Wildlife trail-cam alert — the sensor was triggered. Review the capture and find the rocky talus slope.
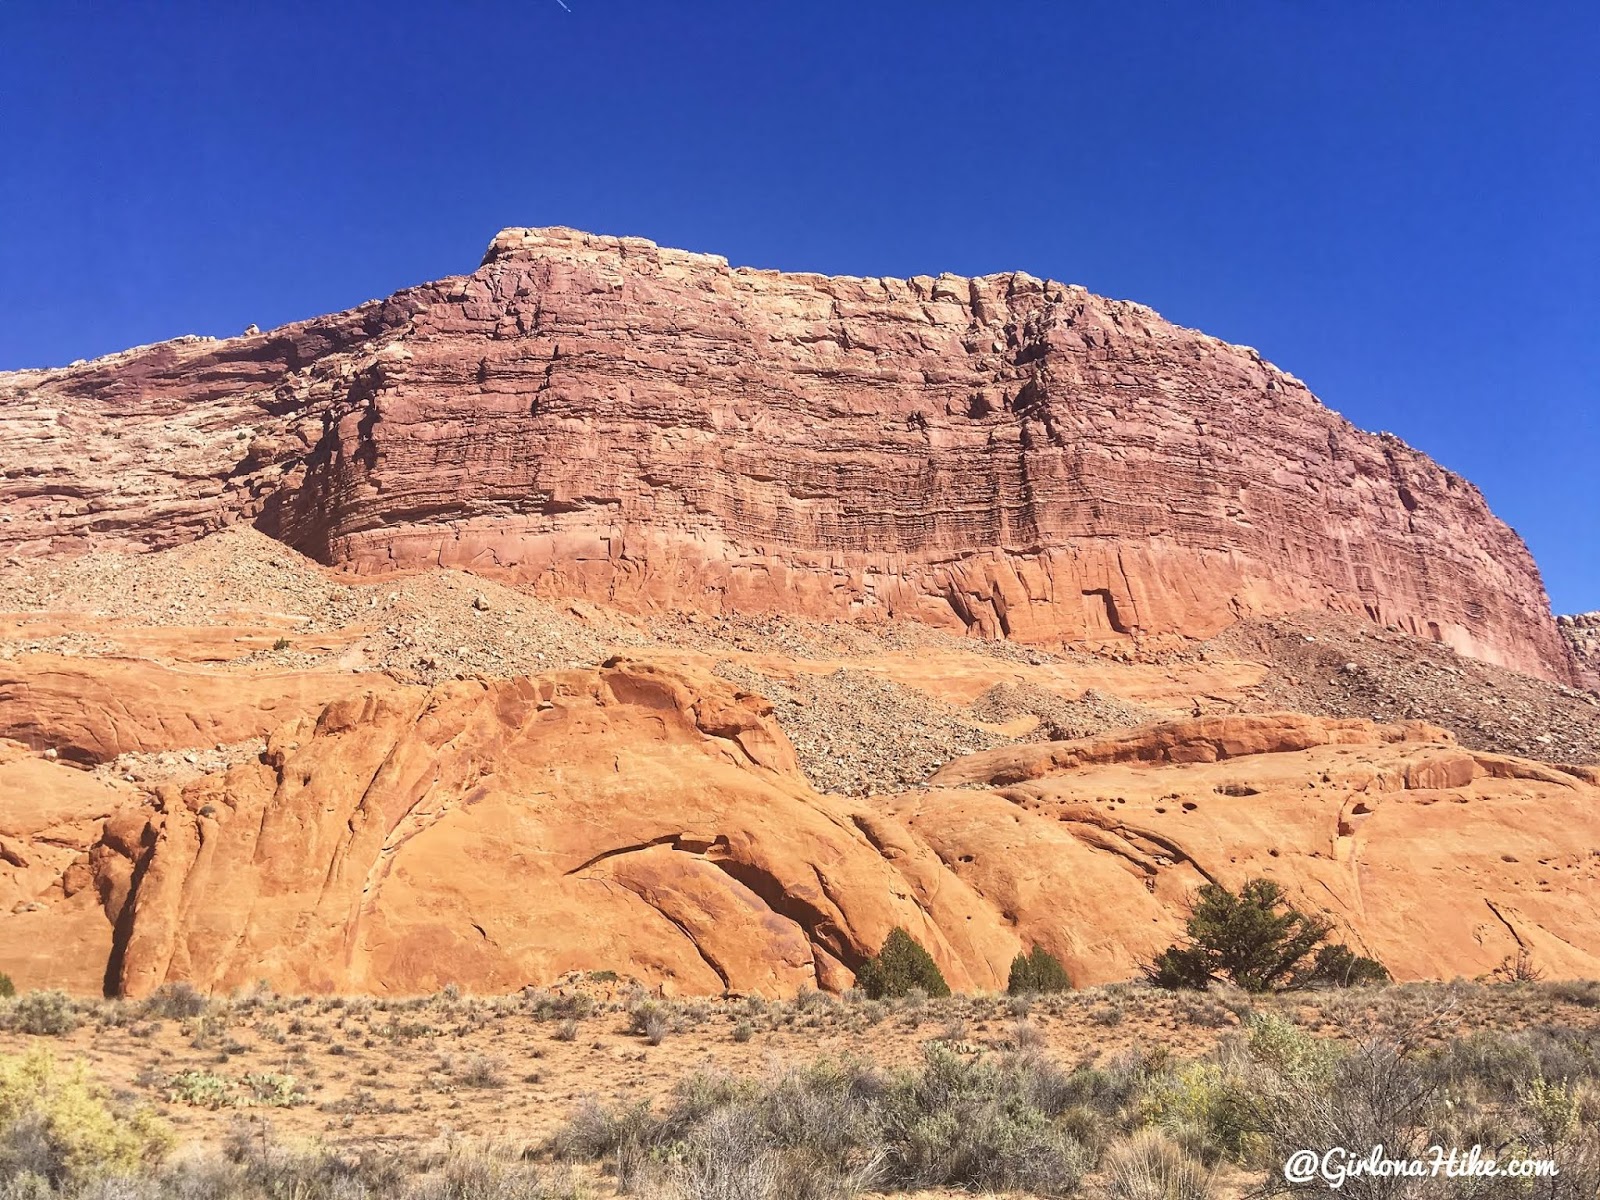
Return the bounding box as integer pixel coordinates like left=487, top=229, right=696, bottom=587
left=0, top=226, right=1576, bottom=682
left=1, top=532, right=1597, bottom=998
left=1561, top=612, right=1600, bottom=690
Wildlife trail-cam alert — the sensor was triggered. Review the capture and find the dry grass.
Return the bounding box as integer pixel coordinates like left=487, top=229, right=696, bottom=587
left=4, top=978, right=1600, bottom=1197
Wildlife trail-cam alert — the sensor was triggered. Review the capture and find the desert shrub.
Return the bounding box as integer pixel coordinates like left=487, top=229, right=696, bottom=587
left=1242, top=1012, right=1338, bottom=1085
left=398, top=1145, right=559, bottom=1200
left=456, top=1055, right=504, bottom=1089
left=0, top=1048, right=171, bottom=1187
left=852, top=1045, right=1089, bottom=1195
left=1007, top=1020, right=1046, bottom=1051
left=1008, top=946, right=1072, bottom=995
left=1424, top=1028, right=1543, bottom=1101
left=0, top=977, right=13, bottom=1001
left=628, top=1001, right=671, bottom=1045
left=1423, top=1025, right=1600, bottom=1109
left=548, top=1096, right=657, bottom=1162
left=1104, top=1127, right=1213, bottom=1200
left=1506, top=1077, right=1600, bottom=1200
left=1302, top=943, right=1390, bottom=988
left=553, top=1044, right=1089, bottom=1198
left=140, top=984, right=206, bottom=1021
left=4, top=993, right=79, bottom=1039
left=1147, top=879, right=1383, bottom=993
left=1051, top=1049, right=1163, bottom=1120
left=1544, top=979, right=1600, bottom=1008
left=1254, top=1036, right=1436, bottom=1199
left=1493, top=948, right=1546, bottom=983
left=69, top=1126, right=593, bottom=1200
left=1092, top=1002, right=1125, bottom=1026
left=1140, top=1061, right=1258, bottom=1164
left=523, top=989, right=593, bottom=1023
left=854, top=929, right=950, bottom=1000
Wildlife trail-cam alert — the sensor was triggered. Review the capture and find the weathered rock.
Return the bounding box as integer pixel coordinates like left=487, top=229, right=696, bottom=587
left=5, top=679, right=1599, bottom=996
left=0, top=227, right=1575, bottom=682
left=85, top=662, right=1019, bottom=998
left=895, top=721, right=1600, bottom=983
left=1561, top=612, right=1600, bottom=691
left=928, top=712, right=1451, bottom=787
left=0, top=740, right=136, bottom=992
left=0, top=654, right=405, bottom=764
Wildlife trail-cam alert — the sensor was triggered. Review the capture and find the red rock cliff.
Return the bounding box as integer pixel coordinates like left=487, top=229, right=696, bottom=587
left=0, top=227, right=1574, bottom=681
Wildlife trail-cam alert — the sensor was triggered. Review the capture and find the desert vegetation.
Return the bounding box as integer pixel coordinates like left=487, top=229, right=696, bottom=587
left=1010, top=947, right=1074, bottom=996
left=1147, top=878, right=1390, bottom=993
left=550, top=1007, right=1600, bottom=1199
left=1, top=975, right=1599, bottom=1197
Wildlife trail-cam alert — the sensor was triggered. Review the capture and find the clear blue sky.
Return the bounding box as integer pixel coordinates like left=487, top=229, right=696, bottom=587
left=2, top=2, right=1595, bottom=611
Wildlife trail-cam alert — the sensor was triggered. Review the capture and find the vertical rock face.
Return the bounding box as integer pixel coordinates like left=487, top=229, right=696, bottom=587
left=0, top=227, right=1574, bottom=681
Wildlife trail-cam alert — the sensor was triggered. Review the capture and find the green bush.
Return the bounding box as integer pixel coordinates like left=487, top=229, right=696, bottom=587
left=1008, top=945, right=1072, bottom=995
left=1241, top=1011, right=1337, bottom=1086
left=1147, top=879, right=1384, bottom=993
left=1140, top=1061, right=1258, bottom=1164
left=0, top=1047, right=172, bottom=1186
left=855, top=928, right=950, bottom=1000
left=1302, top=942, right=1390, bottom=988
left=0, top=975, right=13, bottom=1000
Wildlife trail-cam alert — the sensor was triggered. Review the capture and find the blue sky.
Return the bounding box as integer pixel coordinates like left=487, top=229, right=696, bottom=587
left=2, top=2, right=1595, bottom=611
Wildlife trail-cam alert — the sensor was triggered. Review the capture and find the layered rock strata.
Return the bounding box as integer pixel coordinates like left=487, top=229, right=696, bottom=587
left=0, top=227, right=1574, bottom=680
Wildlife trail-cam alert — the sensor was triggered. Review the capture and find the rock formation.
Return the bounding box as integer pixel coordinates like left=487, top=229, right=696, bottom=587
left=1, top=227, right=1591, bottom=1000
left=0, top=227, right=1575, bottom=682
left=1560, top=613, right=1600, bottom=691
left=4, top=668, right=1599, bottom=998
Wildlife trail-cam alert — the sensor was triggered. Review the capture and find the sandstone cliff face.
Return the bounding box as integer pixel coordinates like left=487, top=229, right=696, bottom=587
left=5, top=667, right=1599, bottom=998
left=0, top=227, right=1573, bottom=681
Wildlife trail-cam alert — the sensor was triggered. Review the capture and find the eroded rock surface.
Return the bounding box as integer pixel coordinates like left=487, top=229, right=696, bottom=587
left=1561, top=613, right=1600, bottom=691
left=0, top=227, right=1574, bottom=681
left=4, top=670, right=1598, bottom=998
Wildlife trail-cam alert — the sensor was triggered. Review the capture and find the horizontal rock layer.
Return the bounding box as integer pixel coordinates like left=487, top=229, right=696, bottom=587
left=0, top=226, right=1573, bottom=680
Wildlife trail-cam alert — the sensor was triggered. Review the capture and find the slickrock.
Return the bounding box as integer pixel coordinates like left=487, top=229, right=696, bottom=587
left=4, top=678, right=1599, bottom=997
left=927, top=711, right=1449, bottom=787
left=2, top=229, right=1592, bottom=1002
left=42, top=662, right=1023, bottom=998
left=0, top=740, right=136, bottom=992
left=892, top=727, right=1600, bottom=985
left=0, top=654, right=405, bottom=764
left=0, top=226, right=1575, bottom=682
